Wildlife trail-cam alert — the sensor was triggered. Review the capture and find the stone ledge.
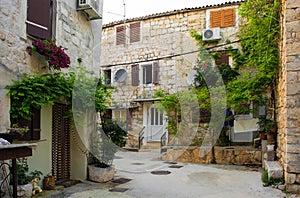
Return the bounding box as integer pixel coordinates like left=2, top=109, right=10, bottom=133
left=264, top=160, right=283, bottom=179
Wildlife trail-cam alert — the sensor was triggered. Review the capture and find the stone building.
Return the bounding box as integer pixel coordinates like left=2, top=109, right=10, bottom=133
left=0, top=0, right=102, bottom=181
left=277, top=0, right=300, bottom=193
left=100, top=2, right=242, bottom=149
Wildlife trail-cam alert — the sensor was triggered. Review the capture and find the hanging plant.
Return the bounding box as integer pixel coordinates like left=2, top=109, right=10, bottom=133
left=26, top=40, right=70, bottom=70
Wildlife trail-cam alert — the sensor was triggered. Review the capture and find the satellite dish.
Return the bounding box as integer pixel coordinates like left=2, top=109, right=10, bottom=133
left=114, top=69, right=127, bottom=83
left=187, top=70, right=197, bottom=85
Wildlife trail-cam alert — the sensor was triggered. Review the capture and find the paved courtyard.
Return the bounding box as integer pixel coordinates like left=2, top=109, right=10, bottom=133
left=62, top=150, right=291, bottom=198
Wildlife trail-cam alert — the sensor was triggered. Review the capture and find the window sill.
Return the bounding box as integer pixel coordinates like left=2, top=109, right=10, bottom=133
left=13, top=139, right=47, bottom=144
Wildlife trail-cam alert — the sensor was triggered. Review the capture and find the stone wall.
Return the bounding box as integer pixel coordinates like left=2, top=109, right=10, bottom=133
left=162, top=146, right=262, bottom=166
left=277, top=0, right=300, bottom=193
left=100, top=4, right=241, bottom=143
left=0, top=0, right=102, bottom=132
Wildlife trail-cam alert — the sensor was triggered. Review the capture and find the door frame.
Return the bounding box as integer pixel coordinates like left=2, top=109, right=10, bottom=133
left=142, top=102, right=167, bottom=144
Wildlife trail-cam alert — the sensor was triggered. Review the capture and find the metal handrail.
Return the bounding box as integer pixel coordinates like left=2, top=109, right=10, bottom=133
left=160, top=132, right=167, bottom=147
left=138, top=126, right=146, bottom=149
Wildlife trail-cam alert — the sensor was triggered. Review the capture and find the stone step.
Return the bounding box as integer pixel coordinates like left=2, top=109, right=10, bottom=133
left=139, top=148, right=161, bottom=153
left=145, top=141, right=161, bottom=148
left=264, top=160, right=283, bottom=179
left=122, top=147, right=139, bottom=152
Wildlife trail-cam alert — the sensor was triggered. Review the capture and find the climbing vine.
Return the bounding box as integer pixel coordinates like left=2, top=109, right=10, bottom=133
left=227, top=0, right=280, bottom=112
left=6, top=64, right=114, bottom=121
left=154, top=0, right=280, bottom=136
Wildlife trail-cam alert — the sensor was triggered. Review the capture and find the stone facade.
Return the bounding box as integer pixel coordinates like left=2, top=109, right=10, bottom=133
left=277, top=0, right=300, bottom=193
left=100, top=3, right=241, bottom=147
left=0, top=0, right=102, bottom=132
left=0, top=0, right=103, bottom=181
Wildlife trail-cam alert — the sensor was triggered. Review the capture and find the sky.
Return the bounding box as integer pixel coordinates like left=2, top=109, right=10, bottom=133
left=102, top=0, right=241, bottom=24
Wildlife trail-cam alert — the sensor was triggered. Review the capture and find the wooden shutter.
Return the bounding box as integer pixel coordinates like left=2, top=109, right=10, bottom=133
left=152, top=61, right=159, bottom=84
left=27, top=0, right=53, bottom=40
left=131, top=64, right=139, bottom=86
left=219, top=52, right=229, bottom=65
left=130, top=22, right=140, bottom=43
left=210, top=9, right=235, bottom=28
left=116, top=25, right=126, bottom=45
left=210, top=10, right=221, bottom=28
left=221, top=9, right=235, bottom=27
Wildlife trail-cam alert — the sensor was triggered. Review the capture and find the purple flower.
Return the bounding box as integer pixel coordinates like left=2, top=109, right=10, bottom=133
left=26, top=39, right=70, bottom=70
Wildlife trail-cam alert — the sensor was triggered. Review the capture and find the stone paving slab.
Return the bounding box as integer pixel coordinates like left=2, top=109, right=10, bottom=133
left=42, top=150, right=297, bottom=198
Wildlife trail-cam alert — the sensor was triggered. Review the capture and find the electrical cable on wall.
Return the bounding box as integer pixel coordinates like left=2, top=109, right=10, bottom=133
left=100, top=37, right=249, bottom=68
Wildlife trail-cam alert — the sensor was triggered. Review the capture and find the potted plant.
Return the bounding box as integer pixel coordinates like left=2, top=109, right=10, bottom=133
left=257, top=116, right=277, bottom=142
left=10, top=158, right=43, bottom=198
left=88, top=120, right=128, bottom=183
left=26, top=39, right=70, bottom=70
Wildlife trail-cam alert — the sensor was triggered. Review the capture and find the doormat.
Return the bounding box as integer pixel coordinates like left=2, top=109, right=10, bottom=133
left=150, top=170, right=171, bottom=175
left=169, top=165, right=183, bottom=169
left=109, top=188, right=129, bottom=193
left=112, top=178, right=132, bottom=184
left=56, top=180, right=81, bottom=188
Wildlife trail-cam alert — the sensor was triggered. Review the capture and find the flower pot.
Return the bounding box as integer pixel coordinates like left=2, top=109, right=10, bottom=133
left=267, top=133, right=276, bottom=144
left=260, top=133, right=267, bottom=140
left=267, top=133, right=276, bottom=140
left=88, top=164, right=115, bottom=183
left=17, top=183, right=33, bottom=198
left=43, top=175, right=56, bottom=190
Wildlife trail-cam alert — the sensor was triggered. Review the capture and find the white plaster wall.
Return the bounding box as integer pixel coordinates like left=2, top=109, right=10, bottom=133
left=27, top=106, right=52, bottom=177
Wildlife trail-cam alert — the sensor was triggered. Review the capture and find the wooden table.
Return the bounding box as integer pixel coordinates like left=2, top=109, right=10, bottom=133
left=0, top=143, right=37, bottom=198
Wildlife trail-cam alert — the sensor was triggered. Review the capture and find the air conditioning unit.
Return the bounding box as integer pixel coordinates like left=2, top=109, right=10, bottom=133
left=202, top=28, right=221, bottom=41
left=77, top=0, right=102, bottom=20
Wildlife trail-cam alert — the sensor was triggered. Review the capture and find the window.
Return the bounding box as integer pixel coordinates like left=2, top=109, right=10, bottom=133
left=116, top=25, right=126, bottom=45
left=150, top=108, right=163, bottom=126
left=11, top=107, right=41, bottom=141
left=210, top=8, right=235, bottom=28
left=130, top=22, right=140, bottom=43
left=143, top=64, right=152, bottom=84
left=116, top=22, right=141, bottom=45
left=103, top=70, right=111, bottom=85
left=131, top=62, right=159, bottom=86
left=114, top=110, right=127, bottom=121
left=214, top=51, right=234, bottom=68
left=26, top=0, right=56, bottom=40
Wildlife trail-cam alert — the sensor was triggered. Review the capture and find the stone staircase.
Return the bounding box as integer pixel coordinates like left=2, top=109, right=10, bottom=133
left=262, top=140, right=283, bottom=180
left=139, top=141, right=161, bottom=152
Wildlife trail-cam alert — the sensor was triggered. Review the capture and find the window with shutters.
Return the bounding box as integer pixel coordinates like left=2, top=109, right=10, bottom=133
left=130, top=22, right=140, bottom=43
left=116, top=25, right=126, bottom=45
left=143, top=64, right=152, bottom=84
left=26, top=0, right=56, bottom=40
left=116, top=22, right=141, bottom=45
left=210, top=8, right=235, bottom=28
left=131, top=62, right=159, bottom=86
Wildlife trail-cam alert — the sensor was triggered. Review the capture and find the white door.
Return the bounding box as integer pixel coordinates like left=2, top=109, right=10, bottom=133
left=148, top=106, right=164, bottom=141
